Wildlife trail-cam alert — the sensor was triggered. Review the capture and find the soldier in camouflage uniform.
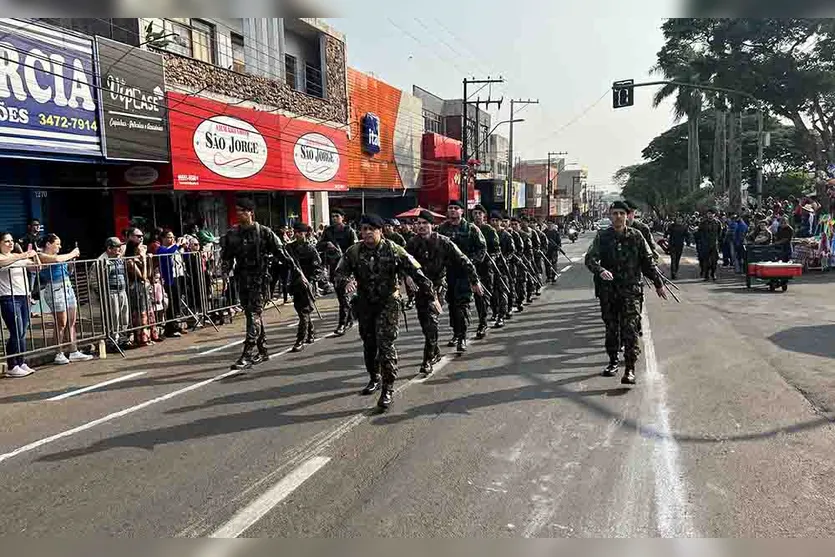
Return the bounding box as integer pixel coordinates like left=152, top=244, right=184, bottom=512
left=407, top=210, right=482, bottom=375
left=698, top=208, right=723, bottom=281
left=470, top=204, right=498, bottom=338
left=383, top=218, right=407, bottom=247
left=490, top=211, right=514, bottom=326
left=585, top=201, right=667, bottom=385
left=399, top=221, right=415, bottom=245
left=220, top=198, right=289, bottom=371
left=318, top=208, right=358, bottom=336
left=544, top=221, right=562, bottom=283
left=335, top=214, right=436, bottom=410
left=437, top=200, right=487, bottom=353
left=506, top=216, right=527, bottom=313
left=286, top=222, right=324, bottom=352
left=625, top=201, right=660, bottom=263
left=510, top=217, right=536, bottom=305
left=522, top=218, right=543, bottom=295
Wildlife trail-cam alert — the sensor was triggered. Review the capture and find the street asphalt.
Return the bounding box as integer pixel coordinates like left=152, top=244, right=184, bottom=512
left=2, top=233, right=835, bottom=537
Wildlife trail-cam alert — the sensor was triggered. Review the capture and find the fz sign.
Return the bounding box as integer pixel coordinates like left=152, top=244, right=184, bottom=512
left=612, top=79, right=634, bottom=109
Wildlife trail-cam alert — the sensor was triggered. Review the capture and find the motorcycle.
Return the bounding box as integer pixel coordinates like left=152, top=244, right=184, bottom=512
left=568, top=227, right=578, bottom=243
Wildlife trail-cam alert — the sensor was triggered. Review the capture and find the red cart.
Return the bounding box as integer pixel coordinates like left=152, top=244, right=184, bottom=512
left=745, top=244, right=802, bottom=292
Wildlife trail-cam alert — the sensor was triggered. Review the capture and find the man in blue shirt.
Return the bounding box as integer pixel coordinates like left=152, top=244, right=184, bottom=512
left=733, top=215, right=749, bottom=273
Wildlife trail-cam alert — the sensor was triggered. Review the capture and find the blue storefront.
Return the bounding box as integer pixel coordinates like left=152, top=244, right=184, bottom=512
left=0, top=19, right=170, bottom=254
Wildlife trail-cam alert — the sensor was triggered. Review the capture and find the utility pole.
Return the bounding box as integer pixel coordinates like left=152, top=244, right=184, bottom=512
left=506, top=98, right=539, bottom=214
left=756, top=109, right=764, bottom=208
left=462, top=77, right=504, bottom=206
left=546, top=151, right=568, bottom=219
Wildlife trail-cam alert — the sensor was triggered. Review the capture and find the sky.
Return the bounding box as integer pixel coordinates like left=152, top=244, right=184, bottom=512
left=326, top=1, right=678, bottom=193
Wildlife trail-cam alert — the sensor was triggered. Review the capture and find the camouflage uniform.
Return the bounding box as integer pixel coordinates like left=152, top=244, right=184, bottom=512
left=286, top=237, right=324, bottom=346
left=517, top=228, right=536, bottom=302
left=508, top=227, right=526, bottom=311
left=524, top=224, right=543, bottom=283
left=698, top=216, right=723, bottom=279
left=474, top=222, right=499, bottom=329
left=629, top=219, right=660, bottom=262
left=406, top=232, right=478, bottom=367
left=384, top=231, right=407, bottom=247
left=335, top=239, right=434, bottom=389
left=436, top=219, right=487, bottom=342
left=220, top=223, right=287, bottom=361
left=545, top=227, right=562, bottom=281
left=495, top=226, right=516, bottom=319
left=585, top=226, right=663, bottom=371
left=317, top=224, right=358, bottom=329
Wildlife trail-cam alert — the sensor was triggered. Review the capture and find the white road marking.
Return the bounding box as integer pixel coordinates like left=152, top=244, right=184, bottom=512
left=210, top=456, right=331, bottom=538
left=561, top=265, right=573, bottom=272
left=641, top=306, right=698, bottom=537
left=46, top=372, right=147, bottom=402
left=198, top=339, right=244, bottom=356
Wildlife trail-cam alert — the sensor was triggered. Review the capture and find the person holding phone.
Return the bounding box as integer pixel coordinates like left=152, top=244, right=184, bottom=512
left=37, top=234, right=94, bottom=365
left=0, top=232, right=39, bottom=377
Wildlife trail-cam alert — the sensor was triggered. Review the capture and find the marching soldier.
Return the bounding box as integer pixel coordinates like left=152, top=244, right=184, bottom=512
left=664, top=215, right=690, bottom=280
left=545, top=221, right=562, bottom=283
left=470, top=204, right=497, bottom=339
left=507, top=216, right=527, bottom=313
left=510, top=217, right=535, bottom=305
left=407, top=210, right=482, bottom=375
left=317, top=208, right=358, bottom=336
left=399, top=220, right=416, bottom=244
left=522, top=218, right=543, bottom=293
left=220, top=198, right=289, bottom=371
left=437, top=200, right=487, bottom=353
left=383, top=219, right=407, bottom=247
left=585, top=201, right=667, bottom=385
left=625, top=201, right=660, bottom=263
left=335, top=214, right=437, bottom=410
left=286, top=223, right=324, bottom=352
left=698, top=208, right=723, bottom=281
left=490, top=211, right=515, bottom=326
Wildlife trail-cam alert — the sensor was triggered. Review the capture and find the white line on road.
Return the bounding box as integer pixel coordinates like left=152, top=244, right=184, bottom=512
left=642, top=306, right=698, bottom=537
left=210, top=456, right=331, bottom=538
left=46, top=372, right=147, bottom=402
left=198, top=339, right=244, bottom=356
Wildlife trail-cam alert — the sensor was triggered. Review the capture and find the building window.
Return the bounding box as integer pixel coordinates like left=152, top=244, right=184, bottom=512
left=423, top=109, right=443, bottom=134
left=305, top=61, right=324, bottom=98
left=191, top=20, right=215, bottom=64
left=285, top=54, right=298, bottom=90
left=146, top=18, right=216, bottom=64
left=231, top=33, right=246, bottom=73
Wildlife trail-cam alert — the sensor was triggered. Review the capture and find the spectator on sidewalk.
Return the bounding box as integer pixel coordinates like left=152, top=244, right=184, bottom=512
left=773, top=216, right=795, bottom=262
left=733, top=214, right=749, bottom=273
left=125, top=230, right=154, bottom=347
left=0, top=232, right=39, bottom=377
left=102, top=237, right=131, bottom=348
left=16, top=219, right=42, bottom=253
left=156, top=229, right=187, bottom=338
left=37, top=234, right=94, bottom=365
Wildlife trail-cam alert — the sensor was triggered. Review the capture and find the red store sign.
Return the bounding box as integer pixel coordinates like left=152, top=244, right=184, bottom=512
left=167, top=92, right=348, bottom=191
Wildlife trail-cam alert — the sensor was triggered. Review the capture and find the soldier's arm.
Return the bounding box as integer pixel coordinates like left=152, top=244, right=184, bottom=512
left=585, top=232, right=604, bottom=274
left=638, top=236, right=664, bottom=289
left=393, top=244, right=435, bottom=302
left=333, top=247, right=355, bottom=289
left=219, top=233, right=233, bottom=275
left=445, top=239, right=479, bottom=286
left=349, top=228, right=359, bottom=245
left=469, top=224, right=487, bottom=263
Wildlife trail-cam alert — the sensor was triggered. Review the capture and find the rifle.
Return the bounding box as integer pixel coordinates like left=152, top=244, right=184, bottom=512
left=558, top=246, right=574, bottom=264
left=519, top=253, right=544, bottom=287
left=284, top=247, right=323, bottom=320
left=512, top=254, right=542, bottom=287
left=487, top=255, right=511, bottom=294
left=536, top=248, right=559, bottom=276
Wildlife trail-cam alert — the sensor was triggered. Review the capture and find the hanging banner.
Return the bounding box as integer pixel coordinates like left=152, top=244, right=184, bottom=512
left=0, top=18, right=100, bottom=157
left=95, top=36, right=169, bottom=162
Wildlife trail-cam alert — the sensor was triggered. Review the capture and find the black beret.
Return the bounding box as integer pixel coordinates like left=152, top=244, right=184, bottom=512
left=610, top=201, right=630, bottom=212
left=330, top=208, right=345, bottom=216
left=386, top=218, right=400, bottom=227
left=489, top=210, right=503, bottom=219
left=293, top=222, right=309, bottom=233
left=472, top=204, right=487, bottom=214
left=416, top=210, right=435, bottom=222
left=510, top=216, right=521, bottom=223
left=235, top=198, right=256, bottom=212
left=360, top=213, right=384, bottom=229
left=448, top=199, right=464, bottom=209
left=622, top=199, right=637, bottom=211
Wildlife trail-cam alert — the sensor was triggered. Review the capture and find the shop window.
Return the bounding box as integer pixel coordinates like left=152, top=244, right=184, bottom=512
left=231, top=33, right=246, bottom=73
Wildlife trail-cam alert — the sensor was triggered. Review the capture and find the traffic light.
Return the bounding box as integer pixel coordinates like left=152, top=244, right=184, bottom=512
left=612, top=79, right=634, bottom=109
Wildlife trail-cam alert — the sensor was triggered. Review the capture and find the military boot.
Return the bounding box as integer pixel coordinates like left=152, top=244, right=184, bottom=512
left=447, top=334, right=458, bottom=347
left=231, top=344, right=255, bottom=371
left=305, top=323, right=316, bottom=344
left=602, top=356, right=619, bottom=377
left=457, top=337, right=467, bottom=353
left=333, top=322, right=347, bottom=336
left=516, top=304, right=525, bottom=313
left=621, top=367, right=637, bottom=385
left=419, top=360, right=434, bottom=376
left=494, top=316, right=505, bottom=329
left=362, top=376, right=382, bottom=395
left=475, top=322, right=488, bottom=339
left=252, top=344, right=270, bottom=365
left=377, top=385, right=394, bottom=410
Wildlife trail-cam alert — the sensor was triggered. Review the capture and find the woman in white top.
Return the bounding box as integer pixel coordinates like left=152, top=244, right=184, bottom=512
left=0, top=232, right=39, bottom=377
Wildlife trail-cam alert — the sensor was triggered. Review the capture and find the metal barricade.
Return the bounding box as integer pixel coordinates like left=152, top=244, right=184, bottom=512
left=0, top=257, right=109, bottom=368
